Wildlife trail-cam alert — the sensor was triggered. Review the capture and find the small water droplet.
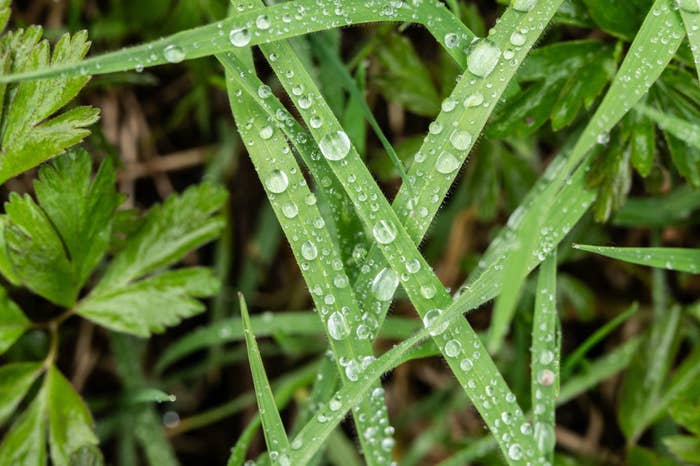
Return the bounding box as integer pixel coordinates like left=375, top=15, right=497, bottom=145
left=163, top=45, right=185, bottom=63
left=328, top=311, right=350, bottom=340
left=259, top=126, right=273, bottom=140
left=229, top=28, right=251, bottom=47
left=507, top=444, right=523, bottom=461
left=265, top=169, right=288, bottom=193
left=444, top=32, right=460, bottom=48
left=509, top=31, right=526, bottom=47
left=301, top=240, right=318, bottom=260
left=319, top=131, right=351, bottom=160
left=256, top=14, right=271, bottom=29
left=372, top=220, right=397, bottom=244
left=467, top=39, right=501, bottom=78
left=512, top=0, right=537, bottom=12
left=464, top=93, right=485, bottom=108
left=436, top=151, right=461, bottom=174
left=445, top=339, right=462, bottom=357
left=281, top=202, right=298, bottom=219
left=423, top=308, right=447, bottom=336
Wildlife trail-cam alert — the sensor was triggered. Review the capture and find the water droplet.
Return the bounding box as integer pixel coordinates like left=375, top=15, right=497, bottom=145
left=258, top=84, right=272, bottom=98
left=512, top=0, right=537, bottom=12
left=534, top=422, right=556, bottom=452
left=310, top=116, right=323, bottom=128
left=281, top=202, right=298, bottom=218
left=328, top=311, right=350, bottom=340
left=229, top=28, right=251, bottom=47
left=423, top=308, right=447, bottom=336
left=381, top=437, right=395, bottom=451
left=420, top=285, right=436, bottom=299
left=507, top=444, right=523, bottom=460
left=445, top=339, right=462, bottom=357
left=509, top=31, right=526, bottom=47
left=265, top=169, right=288, bottom=193
left=329, top=398, right=342, bottom=411
left=444, top=32, right=460, bottom=48
left=298, top=95, right=312, bottom=109
left=405, top=258, right=421, bottom=273
left=319, top=131, right=351, bottom=160
left=436, top=151, right=460, bottom=174
left=344, top=359, right=360, bottom=381
left=464, top=93, right=485, bottom=108
left=256, top=14, right=271, bottom=29
left=537, top=369, right=555, bottom=386
left=428, top=121, right=443, bottom=134
left=449, top=129, right=473, bottom=151
left=441, top=98, right=457, bottom=112
left=467, top=39, right=501, bottom=78
left=371, top=268, right=400, bottom=301
left=372, top=220, right=397, bottom=244
left=539, top=350, right=554, bottom=365
left=301, top=240, right=318, bottom=260
left=259, top=126, right=273, bottom=140
left=163, top=45, right=185, bottom=63
left=460, top=358, right=473, bottom=371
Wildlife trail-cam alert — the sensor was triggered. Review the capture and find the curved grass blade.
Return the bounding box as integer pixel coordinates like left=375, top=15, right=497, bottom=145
left=636, top=104, right=700, bottom=149
left=238, top=293, right=291, bottom=465
left=530, top=253, right=559, bottom=462
left=677, top=3, right=700, bottom=81
left=0, top=0, right=472, bottom=84
left=573, top=244, right=700, bottom=273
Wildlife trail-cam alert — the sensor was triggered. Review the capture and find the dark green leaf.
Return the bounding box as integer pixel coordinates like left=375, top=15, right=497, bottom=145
left=0, top=287, right=29, bottom=355
left=0, top=362, right=42, bottom=425
left=0, top=386, right=46, bottom=466
left=489, top=80, right=564, bottom=138
left=582, top=0, right=652, bottom=40
left=664, top=436, right=700, bottom=463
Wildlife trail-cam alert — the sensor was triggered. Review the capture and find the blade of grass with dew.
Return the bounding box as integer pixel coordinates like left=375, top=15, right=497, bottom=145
left=560, top=302, right=639, bottom=378
left=613, top=185, right=700, bottom=227
left=238, top=293, right=291, bottom=465
left=309, top=34, right=411, bottom=189
left=438, top=337, right=642, bottom=466
left=450, top=0, right=685, bottom=326
left=677, top=2, right=700, bottom=81
left=0, top=0, right=472, bottom=84
left=228, top=18, right=549, bottom=466
left=347, top=0, right=567, bottom=338
left=573, top=245, right=700, bottom=274
left=220, top=54, right=396, bottom=465
left=530, top=253, right=559, bottom=462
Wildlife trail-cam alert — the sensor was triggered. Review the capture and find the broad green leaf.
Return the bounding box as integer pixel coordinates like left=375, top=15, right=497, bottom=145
left=79, top=267, right=219, bottom=336
left=614, top=185, right=700, bottom=227
left=626, top=446, right=681, bottom=466
left=669, top=376, right=700, bottom=436
left=0, top=29, right=99, bottom=183
left=239, top=293, right=290, bottom=465
left=46, top=366, right=98, bottom=466
left=530, top=254, right=559, bottom=462
left=0, top=287, right=29, bottom=355
left=96, top=182, right=227, bottom=291
left=0, top=385, right=47, bottom=466
left=0, top=362, right=42, bottom=425
left=573, top=244, right=700, bottom=273
left=637, top=104, right=700, bottom=150
left=582, top=0, right=652, bottom=40
left=664, top=435, right=700, bottom=463
left=33, top=149, right=121, bottom=288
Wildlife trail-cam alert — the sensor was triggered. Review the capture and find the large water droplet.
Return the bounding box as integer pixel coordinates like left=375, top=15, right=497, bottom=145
left=449, top=129, right=473, bottom=151
left=256, top=14, right=271, bottom=29
left=444, top=339, right=462, bottom=357
left=301, top=240, right=318, bottom=260
left=344, top=359, right=360, bottom=381
left=467, top=39, right=501, bottom=78
left=464, top=93, right=485, bottom=108
left=265, top=169, right=288, bottom=193
left=436, top=151, right=460, bottom=174
left=319, top=131, right=351, bottom=160
left=229, top=28, right=251, bottom=47
left=423, top=308, right=447, bottom=336
left=444, top=32, right=460, bottom=48
left=509, top=31, right=526, bottom=47
left=372, top=220, right=397, bottom=244
left=327, top=311, right=350, bottom=340
left=507, top=444, right=523, bottom=461
left=371, top=268, right=399, bottom=301
left=163, top=45, right=185, bottom=63
left=512, top=0, right=537, bottom=11
left=281, top=202, right=298, bottom=219
left=534, top=422, right=556, bottom=452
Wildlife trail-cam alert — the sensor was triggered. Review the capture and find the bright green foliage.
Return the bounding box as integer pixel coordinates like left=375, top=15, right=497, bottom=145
left=574, top=244, right=700, bottom=273
left=0, top=362, right=41, bottom=425
left=0, top=23, right=98, bottom=184
left=0, top=287, right=28, bottom=354
left=0, top=366, right=98, bottom=466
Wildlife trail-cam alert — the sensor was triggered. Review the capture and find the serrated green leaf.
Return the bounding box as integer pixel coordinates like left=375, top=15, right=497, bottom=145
left=239, top=293, right=290, bottom=465
left=0, top=287, right=29, bottom=355
left=79, top=267, right=219, bottom=337
left=96, top=182, right=227, bottom=292
left=34, top=149, right=121, bottom=288
left=0, top=30, right=98, bottom=183
left=574, top=244, right=700, bottom=273
left=0, top=362, right=42, bottom=426
left=46, top=366, right=98, bottom=466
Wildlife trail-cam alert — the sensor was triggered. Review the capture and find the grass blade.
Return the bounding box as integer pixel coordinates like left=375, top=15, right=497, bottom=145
left=530, top=253, right=559, bottom=462
left=238, top=293, right=291, bottom=464
left=573, top=244, right=700, bottom=273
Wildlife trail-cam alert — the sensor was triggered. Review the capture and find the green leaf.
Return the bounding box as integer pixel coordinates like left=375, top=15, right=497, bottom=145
left=0, top=362, right=42, bottom=426
left=33, top=150, right=121, bottom=288
left=0, top=287, right=29, bottom=355
left=239, top=293, right=291, bottom=465
left=68, top=445, right=105, bottom=466
left=96, top=182, right=227, bottom=292
left=664, top=435, right=700, bottom=463
left=79, top=267, right=219, bottom=337
left=587, top=134, right=632, bottom=221
left=582, top=0, right=652, bottom=40
left=0, top=384, right=47, bottom=466
left=372, top=31, right=441, bottom=117
left=46, top=366, right=98, bottom=466
left=573, top=245, right=700, bottom=274
left=0, top=30, right=99, bottom=183
left=669, top=376, right=700, bottom=436
left=630, top=109, right=656, bottom=177
left=1, top=152, right=120, bottom=306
